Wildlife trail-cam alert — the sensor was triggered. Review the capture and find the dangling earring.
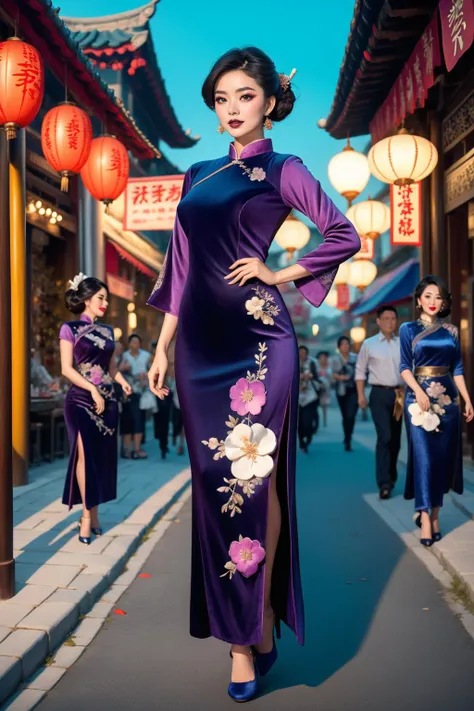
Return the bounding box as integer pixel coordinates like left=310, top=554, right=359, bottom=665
left=217, top=124, right=225, bottom=134
left=264, top=116, right=273, bottom=130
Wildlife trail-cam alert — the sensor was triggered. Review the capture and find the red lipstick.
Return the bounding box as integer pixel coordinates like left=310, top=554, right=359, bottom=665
left=429, top=306, right=436, bottom=311
left=99, top=307, right=107, bottom=313
left=229, top=120, right=243, bottom=129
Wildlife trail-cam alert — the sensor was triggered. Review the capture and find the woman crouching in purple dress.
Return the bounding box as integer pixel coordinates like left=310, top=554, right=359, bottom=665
left=59, top=274, right=132, bottom=544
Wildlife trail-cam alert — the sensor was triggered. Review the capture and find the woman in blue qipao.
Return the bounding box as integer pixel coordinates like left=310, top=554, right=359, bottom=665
left=400, top=276, right=473, bottom=547
left=59, top=276, right=132, bottom=545
left=147, top=47, right=360, bottom=702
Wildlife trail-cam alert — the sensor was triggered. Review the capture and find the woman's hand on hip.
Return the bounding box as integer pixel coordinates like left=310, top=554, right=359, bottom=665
left=148, top=352, right=170, bottom=399
left=464, top=400, right=474, bottom=423
left=225, top=258, right=276, bottom=287
left=416, top=388, right=431, bottom=412
left=91, top=388, right=105, bottom=415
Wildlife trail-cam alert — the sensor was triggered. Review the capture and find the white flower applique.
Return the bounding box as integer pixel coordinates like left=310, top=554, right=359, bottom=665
left=408, top=403, right=440, bottom=432
left=250, top=167, right=266, bottom=182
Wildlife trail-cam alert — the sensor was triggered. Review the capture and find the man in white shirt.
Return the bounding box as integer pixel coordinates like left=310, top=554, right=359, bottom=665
left=119, top=334, right=152, bottom=459
left=355, top=305, right=404, bottom=499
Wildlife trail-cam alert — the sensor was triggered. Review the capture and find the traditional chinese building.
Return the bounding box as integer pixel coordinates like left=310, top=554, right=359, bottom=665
left=324, top=0, right=474, bottom=454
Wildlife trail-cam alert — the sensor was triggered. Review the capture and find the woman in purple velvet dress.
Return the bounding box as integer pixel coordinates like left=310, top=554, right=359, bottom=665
left=147, top=47, right=359, bottom=702
left=59, top=275, right=132, bottom=545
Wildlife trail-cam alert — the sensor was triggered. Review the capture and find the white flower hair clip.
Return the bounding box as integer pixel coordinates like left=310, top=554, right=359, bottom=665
left=68, top=273, right=88, bottom=292
left=279, top=68, right=297, bottom=92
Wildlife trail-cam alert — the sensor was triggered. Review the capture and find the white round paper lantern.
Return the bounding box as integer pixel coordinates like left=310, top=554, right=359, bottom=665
left=275, top=213, right=310, bottom=259
left=324, top=288, right=338, bottom=307
left=368, top=129, right=438, bottom=185
left=350, top=326, right=366, bottom=343
left=312, top=324, right=320, bottom=337
left=348, top=260, right=377, bottom=291
left=334, top=261, right=350, bottom=286
left=328, top=139, right=370, bottom=204
left=346, top=199, right=390, bottom=240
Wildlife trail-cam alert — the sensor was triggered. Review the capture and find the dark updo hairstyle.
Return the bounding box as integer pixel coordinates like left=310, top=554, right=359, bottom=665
left=64, top=277, right=109, bottom=315
left=414, top=275, right=451, bottom=319
left=201, top=47, right=296, bottom=123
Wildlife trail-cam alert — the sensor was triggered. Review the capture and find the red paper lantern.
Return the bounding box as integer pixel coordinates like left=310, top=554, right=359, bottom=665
left=80, top=135, right=129, bottom=209
left=0, top=37, right=44, bottom=140
left=41, top=102, right=92, bottom=192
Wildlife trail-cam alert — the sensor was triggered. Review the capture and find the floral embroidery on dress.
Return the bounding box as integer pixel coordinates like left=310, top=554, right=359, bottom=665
left=245, top=286, right=280, bottom=326
left=84, top=332, right=107, bottom=350
left=409, top=381, right=454, bottom=432
left=78, top=405, right=115, bottom=436
left=234, top=160, right=266, bottom=182
left=202, top=342, right=276, bottom=517
left=408, top=403, right=440, bottom=432
left=152, top=249, right=168, bottom=294
left=220, top=535, right=266, bottom=580
left=443, top=323, right=458, bottom=339
left=78, top=362, right=113, bottom=386
left=319, top=268, right=337, bottom=287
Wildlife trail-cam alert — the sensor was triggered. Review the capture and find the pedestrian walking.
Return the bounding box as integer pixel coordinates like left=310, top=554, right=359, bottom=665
left=316, top=350, right=332, bottom=427
left=59, top=275, right=132, bottom=544
left=399, top=276, right=473, bottom=546
left=355, top=305, right=404, bottom=499
left=146, top=47, right=359, bottom=702
left=298, top=346, right=320, bottom=453
left=151, top=339, right=172, bottom=460
left=332, top=336, right=358, bottom=451
left=119, top=334, right=152, bottom=459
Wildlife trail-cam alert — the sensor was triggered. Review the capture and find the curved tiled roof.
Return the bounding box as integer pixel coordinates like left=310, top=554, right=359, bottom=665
left=324, top=0, right=438, bottom=138
left=62, top=0, right=198, bottom=149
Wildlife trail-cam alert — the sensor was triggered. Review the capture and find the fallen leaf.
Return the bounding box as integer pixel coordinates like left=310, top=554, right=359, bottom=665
left=139, top=573, right=151, bottom=578
left=174, top=519, right=181, bottom=523
left=114, top=609, right=127, bottom=615
left=422, top=608, right=429, bottom=611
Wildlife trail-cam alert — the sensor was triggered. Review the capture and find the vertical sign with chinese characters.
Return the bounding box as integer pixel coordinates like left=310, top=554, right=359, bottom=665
left=124, top=175, right=185, bottom=231
left=353, top=236, right=375, bottom=261
left=336, top=285, right=350, bottom=311
left=390, top=182, right=422, bottom=246
left=440, top=0, right=474, bottom=72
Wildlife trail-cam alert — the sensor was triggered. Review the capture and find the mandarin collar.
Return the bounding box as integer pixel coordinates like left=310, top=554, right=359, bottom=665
left=229, top=138, right=273, bottom=160
left=80, top=314, right=93, bottom=324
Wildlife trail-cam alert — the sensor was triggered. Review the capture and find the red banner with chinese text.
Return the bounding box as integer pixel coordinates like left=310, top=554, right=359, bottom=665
left=124, top=175, right=185, bottom=231
left=390, top=183, right=422, bottom=246
left=353, top=236, right=375, bottom=261
left=337, top=285, right=350, bottom=311
left=370, top=14, right=441, bottom=142
left=439, top=0, right=474, bottom=72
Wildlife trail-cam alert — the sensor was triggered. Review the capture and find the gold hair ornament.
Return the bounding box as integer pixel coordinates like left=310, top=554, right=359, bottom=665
left=279, top=68, right=297, bottom=92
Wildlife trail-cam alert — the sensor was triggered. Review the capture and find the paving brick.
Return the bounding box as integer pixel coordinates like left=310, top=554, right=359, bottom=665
left=50, top=644, right=85, bottom=669
left=0, top=629, right=48, bottom=680
left=0, top=605, right=34, bottom=628
left=100, top=585, right=127, bottom=605
left=86, top=601, right=114, bottom=619
left=26, top=666, right=67, bottom=691
left=17, top=602, right=78, bottom=652
left=14, top=564, right=81, bottom=588
left=0, top=656, right=22, bottom=704
left=46, top=588, right=90, bottom=616
left=60, top=535, right=114, bottom=555
left=4, top=587, right=56, bottom=608
left=0, top=627, right=12, bottom=644
left=1, top=688, right=46, bottom=710
left=15, top=514, right=47, bottom=532
left=68, top=572, right=109, bottom=601
left=71, top=617, right=103, bottom=647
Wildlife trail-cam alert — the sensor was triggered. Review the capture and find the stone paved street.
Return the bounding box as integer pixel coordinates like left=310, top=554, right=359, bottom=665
left=10, top=407, right=474, bottom=711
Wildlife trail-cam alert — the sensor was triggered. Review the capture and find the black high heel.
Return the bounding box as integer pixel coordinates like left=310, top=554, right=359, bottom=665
left=78, top=517, right=92, bottom=545
left=78, top=519, right=102, bottom=536
left=414, top=513, right=433, bottom=547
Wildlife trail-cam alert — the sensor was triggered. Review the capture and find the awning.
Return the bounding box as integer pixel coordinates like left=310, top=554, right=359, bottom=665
left=108, top=240, right=156, bottom=279
left=103, top=212, right=162, bottom=274
left=352, top=258, right=419, bottom=315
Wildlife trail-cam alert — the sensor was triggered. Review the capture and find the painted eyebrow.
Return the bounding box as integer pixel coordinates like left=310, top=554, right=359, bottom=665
left=214, top=87, right=257, bottom=95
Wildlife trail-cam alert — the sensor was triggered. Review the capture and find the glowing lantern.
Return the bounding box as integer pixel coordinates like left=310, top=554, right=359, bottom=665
left=328, top=139, right=370, bottom=206
left=334, top=262, right=350, bottom=286
left=346, top=199, right=390, bottom=240
left=0, top=38, right=44, bottom=139
left=80, top=135, right=129, bottom=209
left=312, top=324, right=320, bottom=337
left=275, top=212, right=310, bottom=260
left=41, top=102, right=92, bottom=192
left=348, top=260, right=377, bottom=291
left=324, top=288, right=338, bottom=308
left=350, top=326, right=366, bottom=344
left=368, top=128, right=438, bottom=185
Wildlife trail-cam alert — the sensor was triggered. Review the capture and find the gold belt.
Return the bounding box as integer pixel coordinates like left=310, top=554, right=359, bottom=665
left=415, top=366, right=449, bottom=377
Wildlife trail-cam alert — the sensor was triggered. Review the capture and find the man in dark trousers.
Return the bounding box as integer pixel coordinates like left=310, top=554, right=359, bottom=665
left=355, top=305, right=404, bottom=499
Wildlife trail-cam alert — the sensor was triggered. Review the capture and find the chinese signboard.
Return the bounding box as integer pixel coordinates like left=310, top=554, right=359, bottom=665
left=353, top=236, right=375, bottom=261
left=124, top=175, right=185, bottom=232
left=440, top=0, right=474, bottom=72
left=337, top=285, right=350, bottom=311
left=106, top=273, right=134, bottom=301
left=390, top=182, right=422, bottom=246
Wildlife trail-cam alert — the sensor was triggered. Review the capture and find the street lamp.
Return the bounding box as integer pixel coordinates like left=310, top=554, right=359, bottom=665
left=350, top=326, right=366, bottom=344
left=275, top=212, right=310, bottom=261
left=346, top=199, right=390, bottom=240
left=368, top=128, right=438, bottom=185
left=328, top=138, right=370, bottom=207
left=348, top=260, right=377, bottom=292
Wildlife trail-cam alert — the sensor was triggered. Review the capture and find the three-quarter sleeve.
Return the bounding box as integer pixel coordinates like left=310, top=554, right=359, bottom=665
left=451, top=328, right=464, bottom=376
left=279, top=157, right=360, bottom=307
left=59, top=323, right=74, bottom=343
left=147, top=168, right=192, bottom=316
left=399, top=323, right=413, bottom=373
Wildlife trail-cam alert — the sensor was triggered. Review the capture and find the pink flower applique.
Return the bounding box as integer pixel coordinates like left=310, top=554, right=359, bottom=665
left=89, top=365, right=104, bottom=385
left=229, top=378, right=266, bottom=416
left=250, top=167, right=266, bottom=182
left=426, top=381, right=446, bottom=399
left=221, top=536, right=266, bottom=579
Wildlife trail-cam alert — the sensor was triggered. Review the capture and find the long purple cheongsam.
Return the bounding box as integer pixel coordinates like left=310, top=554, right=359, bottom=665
left=147, top=139, right=360, bottom=646
left=59, top=315, right=119, bottom=510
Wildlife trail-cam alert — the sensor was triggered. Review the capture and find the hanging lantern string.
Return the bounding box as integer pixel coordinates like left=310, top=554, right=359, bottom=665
left=64, top=65, right=68, bottom=103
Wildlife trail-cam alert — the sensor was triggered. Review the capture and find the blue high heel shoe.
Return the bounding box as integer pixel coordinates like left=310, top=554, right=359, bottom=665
left=78, top=517, right=92, bottom=546
left=78, top=519, right=102, bottom=537
left=228, top=649, right=258, bottom=703
left=253, top=634, right=277, bottom=677
left=414, top=513, right=433, bottom=547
